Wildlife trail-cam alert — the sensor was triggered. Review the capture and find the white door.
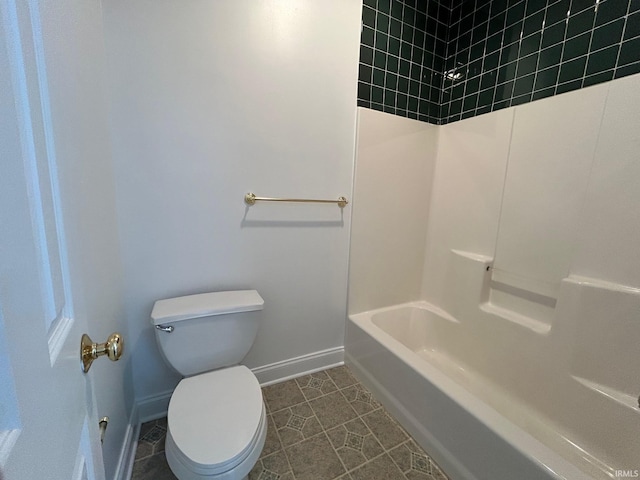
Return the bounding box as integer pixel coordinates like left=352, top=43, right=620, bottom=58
left=0, top=0, right=109, bottom=478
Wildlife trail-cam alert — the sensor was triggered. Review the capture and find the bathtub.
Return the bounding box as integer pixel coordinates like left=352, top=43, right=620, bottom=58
left=346, top=300, right=639, bottom=480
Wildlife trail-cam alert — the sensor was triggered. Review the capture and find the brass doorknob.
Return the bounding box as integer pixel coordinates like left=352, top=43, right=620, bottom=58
left=81, top=332, right=124, bottom=373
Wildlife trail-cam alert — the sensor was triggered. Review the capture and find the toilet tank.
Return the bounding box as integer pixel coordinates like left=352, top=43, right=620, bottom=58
left=151, top=290, right=264, bottom=377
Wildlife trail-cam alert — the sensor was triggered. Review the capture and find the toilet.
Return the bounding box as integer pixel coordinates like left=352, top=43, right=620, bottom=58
left=151, top=290, right=266, bottom=480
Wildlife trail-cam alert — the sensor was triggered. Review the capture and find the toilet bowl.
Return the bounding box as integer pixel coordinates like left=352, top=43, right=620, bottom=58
left=165, top=367, right=266, bottom=480
left=151, top=291, right=266, bottom=480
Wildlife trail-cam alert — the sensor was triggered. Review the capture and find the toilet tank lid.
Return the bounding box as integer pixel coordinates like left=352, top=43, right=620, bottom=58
left=150, top=290, right=264, bottom=325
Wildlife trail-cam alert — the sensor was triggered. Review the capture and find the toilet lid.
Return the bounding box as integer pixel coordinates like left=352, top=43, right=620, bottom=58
left=168, top=365, right=264, bottom=472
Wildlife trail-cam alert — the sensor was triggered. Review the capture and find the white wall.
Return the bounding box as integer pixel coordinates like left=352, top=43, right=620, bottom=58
left=101, top=0, right=362, bottom=403
left=349, top=108, right=438, bottom=315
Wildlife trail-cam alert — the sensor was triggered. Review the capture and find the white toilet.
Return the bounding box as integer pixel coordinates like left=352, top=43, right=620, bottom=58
left=151, top=290, right=266, bottom=480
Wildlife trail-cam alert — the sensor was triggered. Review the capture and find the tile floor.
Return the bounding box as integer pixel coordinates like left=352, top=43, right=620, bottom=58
left=132, top=365, right=450, bottom=480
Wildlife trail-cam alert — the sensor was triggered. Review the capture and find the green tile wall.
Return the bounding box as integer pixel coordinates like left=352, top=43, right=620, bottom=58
left=442, top=0, right=640, bottom=123
left=357, top=0, right=450, bottom=124
left=357, top=0, right=640, bottom=124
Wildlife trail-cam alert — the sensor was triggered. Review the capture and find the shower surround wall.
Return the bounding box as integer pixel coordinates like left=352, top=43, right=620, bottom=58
left=349, top=108, right=438, bottom=315
left=358, top=0, right=640, bottom=124
left=348, top=73, right=640, bottom=479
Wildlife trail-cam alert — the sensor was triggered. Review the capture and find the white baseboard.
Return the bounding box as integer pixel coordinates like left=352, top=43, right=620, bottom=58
left=136, top=389, right=174, bottom=424
left=132, top=346, right=345, bottom=424
left=252, top=346, right=344, bottom=386
left=113, top=404, right=140, bottom=480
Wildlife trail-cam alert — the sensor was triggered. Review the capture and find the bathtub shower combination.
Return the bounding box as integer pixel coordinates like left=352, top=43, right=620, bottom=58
left=346, top=79, right=640, bottom=480
left=346, top=253, right=640, bottom=480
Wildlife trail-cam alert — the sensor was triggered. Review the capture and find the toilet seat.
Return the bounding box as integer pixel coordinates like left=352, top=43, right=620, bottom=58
left=166, top=365, right=266, bottom=477
left=165, top=410, right=266, bottom=479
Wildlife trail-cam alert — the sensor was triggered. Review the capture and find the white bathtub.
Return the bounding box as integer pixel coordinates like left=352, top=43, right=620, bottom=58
left=346, top=299, right=639, bottom=480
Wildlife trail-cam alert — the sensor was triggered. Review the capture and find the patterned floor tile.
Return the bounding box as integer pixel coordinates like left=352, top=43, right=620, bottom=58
left=249, top=450, right=294, bottom=480
left=389, top=439, right=433, bottom=478
left=349, top=453, right=407, bottom=480
left=340, top=383, right=381, bottom=416
left=140, top=424, right=166, bottom=444
left=430, top=461, right=449, bottom=480
left=131, top=365, right=451, bottom=480
left=295, top=371, right=338, bottom=400
left=261, top=415, right=283, bottom=457
left=134, top=441, right=154, bottom=461
left=155, top=417, right=168, bottom=430
left=155, top=437, right=166, bottom=455
left=326, top=417, right=384, bottom=471
left=138, top=421, right=156, bottom=440
left=263, top=379, right=306, bottom=413
left=255, top=472, right=281, bottom=480
left=272, top=402, right=323, bottom=448
left=325, top=366, right=358, bottom=389
left=131, top=453, right=177, bottom=480
left=361, top=409, right=409, bottom=450
left=137, top=419, right=167, bottom=458
left=308, top=391, right=359, bottom=431
left=284, top=433, right=346, bottom=480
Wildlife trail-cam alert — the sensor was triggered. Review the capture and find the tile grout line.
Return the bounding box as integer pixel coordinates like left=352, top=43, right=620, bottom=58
left=613, top=0, right=633, bottom=76
left=294, top=380, right=404, bottom=480
left=133, top=419, right=167, bottom=464
left=287, top=374, right=340, bottom=479
left=576, top=0, right=598, bottom=89
left=266, top=368, right=443, bottom=480
left=266, top=370, right=377, bottom=479
left=290, top=371, right=358, bottom=479
left=320, top=375, right=390, bottom=480
left=264, top=369, right=359, bottom=479
left=265, top=409, right=296, bottom=479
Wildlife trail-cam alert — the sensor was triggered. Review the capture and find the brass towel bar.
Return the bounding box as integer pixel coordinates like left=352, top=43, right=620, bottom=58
left=244, top=192, right=348, bottom=208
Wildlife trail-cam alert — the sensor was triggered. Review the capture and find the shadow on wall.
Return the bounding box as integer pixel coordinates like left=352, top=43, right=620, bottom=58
left=240, top=204, right=347, bottom=228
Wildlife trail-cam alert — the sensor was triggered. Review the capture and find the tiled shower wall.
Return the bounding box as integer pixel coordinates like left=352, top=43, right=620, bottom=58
left=357, top=0, right=640, bottom=124
left=357, top=0, right=450, bottom=124
left=442, top=0, right=640, bottom=123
